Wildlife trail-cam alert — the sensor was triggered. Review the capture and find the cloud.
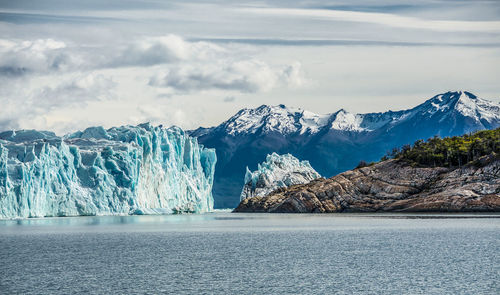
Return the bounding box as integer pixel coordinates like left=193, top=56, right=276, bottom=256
left=223, top=96, right=235, bottom=102
left=128, top=35, right=307, bottom=94
left=0, top=35, right=305, bottom=95
left=110, top=34, right=227, bottom=67
left=138, top=35, right=306, bottom=94
left=241, top=7, right=500, bottom=33
left=149, top=59, right=275, bottom=93
left=149, top=58, right=306, bottom=94
left=0, top=35, right=227, bottom=75
left=0, top=73, right=116, bottom=132
left=281, top=62, right=307, bottom=88
left=192, top=38, right=500, bottom=48
left=33, top=73, right=116, bottom=109
left=0, top=39, right=83, bottom=76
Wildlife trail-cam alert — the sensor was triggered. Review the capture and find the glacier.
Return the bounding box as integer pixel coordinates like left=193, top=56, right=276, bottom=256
left=240, top=153, right=321, bottom=200
left=0, top=123, right=216, bottom=219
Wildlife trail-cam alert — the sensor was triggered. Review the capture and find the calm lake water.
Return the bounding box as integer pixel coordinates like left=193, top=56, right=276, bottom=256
left=1, top=212, right=499, bottom=294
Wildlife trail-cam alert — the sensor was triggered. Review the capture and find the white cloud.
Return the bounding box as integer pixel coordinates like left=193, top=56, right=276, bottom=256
left=125, top=35, right=306, bottom=94
left=33, top=73, right=116, bottom=109
left=109, top=34, right=227, bottom=67
left=280, top=62, right=307, bottom=88
left=0, top=35, right=306, bottom=95
left=149, top=58, right=307, bottom=94
left=241, top=7, right=500, bottom=33
left=0, top=35, right=227, bottom=74
left=0, top=39, right=84, bottom=76
left=149, top=59, right=275, bottom=93
left=0, top=72, right=116, bottom=131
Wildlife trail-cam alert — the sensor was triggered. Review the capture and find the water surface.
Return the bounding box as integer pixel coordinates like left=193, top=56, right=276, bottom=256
left=1, top=213, right=499, bottom=294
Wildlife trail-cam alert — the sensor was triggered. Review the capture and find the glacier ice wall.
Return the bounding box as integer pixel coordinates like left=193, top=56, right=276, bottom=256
left=240, top=153, right=320, bottom=200
left=0, top=123, right=216, bottom=218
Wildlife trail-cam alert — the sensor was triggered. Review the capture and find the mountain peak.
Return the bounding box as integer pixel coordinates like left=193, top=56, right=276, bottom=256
left=429, top=90, right=475, bottom=103
left=251, top=104, right=300, bottom=115
left=412, top=91, right=500, bottom=127
left=221, top=104, right=296, bottom=135
left=220, top=104, right=331, bottom=135
left=423, top=91, right=475, bottom=111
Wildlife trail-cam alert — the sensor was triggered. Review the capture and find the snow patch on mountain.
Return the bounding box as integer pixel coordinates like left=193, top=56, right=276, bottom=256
left=455, top=92, right=500, bottom=123
left=330, top=109, right=367, bottom=131
left=297, top=109, right=330, bottom=134
left=240, top=153, right=321, bottom=200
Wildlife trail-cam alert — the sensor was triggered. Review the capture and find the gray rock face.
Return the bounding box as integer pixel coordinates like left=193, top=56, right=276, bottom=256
left=234, top=157, right=500, bottom=213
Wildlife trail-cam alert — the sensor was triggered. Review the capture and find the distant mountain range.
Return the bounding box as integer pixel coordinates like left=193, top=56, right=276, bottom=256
left=190, top=91, right=500, bottom=208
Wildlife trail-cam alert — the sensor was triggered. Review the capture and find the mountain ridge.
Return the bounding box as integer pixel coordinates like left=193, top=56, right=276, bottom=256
left=190, top=91, right=500, bottom=208
left=191, top=91, right=500, bottom=137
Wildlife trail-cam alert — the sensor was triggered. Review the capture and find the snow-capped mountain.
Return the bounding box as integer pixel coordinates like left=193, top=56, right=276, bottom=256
left=405, top=91, right=500, bottom=130
left=190, top=91, right=500, bottom=208
left=194, top=91, right=499, bottom=138
left=201, top=104, right=331, bottom=136
left=417, top=91, right=499, bottom=122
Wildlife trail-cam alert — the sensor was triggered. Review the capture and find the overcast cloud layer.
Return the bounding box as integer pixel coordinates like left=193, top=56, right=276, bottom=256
left=0, top=0, right=499, bottom=134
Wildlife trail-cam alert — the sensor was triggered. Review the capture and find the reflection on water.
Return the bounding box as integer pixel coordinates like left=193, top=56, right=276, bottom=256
left=1, top=213, right=228, bottom=228
left=1, top=212, right=499, bottom=233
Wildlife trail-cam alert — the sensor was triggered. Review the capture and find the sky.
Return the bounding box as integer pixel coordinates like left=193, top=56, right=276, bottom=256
left=0, top=0, right=499, bottom=134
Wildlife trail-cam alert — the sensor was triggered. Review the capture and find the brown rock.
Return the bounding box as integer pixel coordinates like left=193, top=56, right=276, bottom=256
left=233, top=158, right=500, bottom=213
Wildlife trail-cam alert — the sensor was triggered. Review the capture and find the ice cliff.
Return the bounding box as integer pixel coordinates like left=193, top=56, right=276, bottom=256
left=0, top=123, right=216, bottom=219
left=240, top=153, right=320, bottom=200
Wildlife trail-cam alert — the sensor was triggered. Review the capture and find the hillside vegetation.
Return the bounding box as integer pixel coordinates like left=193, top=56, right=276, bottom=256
left=384, top=128, right=499, bottom=168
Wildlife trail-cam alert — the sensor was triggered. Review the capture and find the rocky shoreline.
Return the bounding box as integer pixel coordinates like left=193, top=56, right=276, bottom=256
left=234, top=157, right=500, bottom=213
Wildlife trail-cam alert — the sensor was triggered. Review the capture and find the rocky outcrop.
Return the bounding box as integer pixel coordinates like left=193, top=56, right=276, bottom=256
left=234, top=157, right=500, bottom=213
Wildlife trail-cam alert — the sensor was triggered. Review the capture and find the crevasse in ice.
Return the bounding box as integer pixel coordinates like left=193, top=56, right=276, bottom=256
left=0, top=123, right=216, bottom=218
left=240, top=153, right=320, bottom=200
